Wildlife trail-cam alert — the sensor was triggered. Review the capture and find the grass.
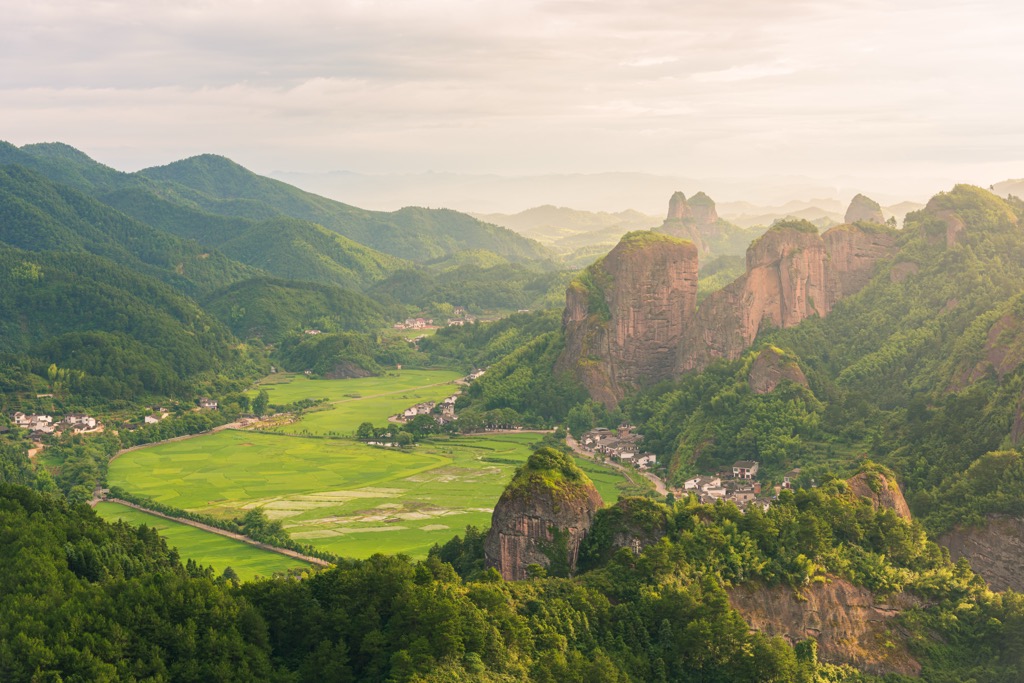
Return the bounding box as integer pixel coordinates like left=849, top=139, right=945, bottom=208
left=94, top=501, right=309, bottom=581
left=255, top=370, right=462, bottom=436
left=112, top=370, right=637, bottom=560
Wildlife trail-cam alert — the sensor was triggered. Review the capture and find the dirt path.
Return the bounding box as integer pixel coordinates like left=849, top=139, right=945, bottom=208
left=101, top=498, right=332, bottom=568
left=565, top=434, right=669, bottom=496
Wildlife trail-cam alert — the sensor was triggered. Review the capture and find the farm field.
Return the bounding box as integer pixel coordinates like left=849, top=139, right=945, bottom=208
left=112, top=369, right=637, bottom=559
left=94, top=501, right=309, bottom=580
left=256, top=370, right=463, bottom=436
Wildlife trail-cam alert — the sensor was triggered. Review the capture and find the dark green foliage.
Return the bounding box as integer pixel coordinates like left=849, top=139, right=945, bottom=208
left=460, top=331, right=587, bottom=427
left=275, top=331, right=388, bottom=376
left=0, top=164, right=257, bottom=297
left=203, top=277, right=395, bottom=343
left=0, top=246, right=244, bottom=398
left=0, top=484, right=276, bottom=681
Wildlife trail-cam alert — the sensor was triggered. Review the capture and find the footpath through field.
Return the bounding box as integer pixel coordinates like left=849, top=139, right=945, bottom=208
left=102, top=498, right=332, bottom=568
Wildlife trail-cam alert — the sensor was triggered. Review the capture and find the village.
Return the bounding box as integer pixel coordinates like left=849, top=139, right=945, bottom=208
left=10, top=411, right=104, bottom=440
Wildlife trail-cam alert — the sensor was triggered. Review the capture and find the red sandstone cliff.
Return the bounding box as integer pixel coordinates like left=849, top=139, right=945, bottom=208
left=939, top=515, right=1024, bottom=592
left=847, top=471, right=913, bottom=522
left=555, top=231, right=699, bottom=407
left=557, top=213, right=898, bottom=403
left=844, top=193, right=886, bottom=224
left=748, top=346, right=809, bottom=394
left=484, top=448, right=604, bottom=581
left=729, top=578, right=921, bottom=676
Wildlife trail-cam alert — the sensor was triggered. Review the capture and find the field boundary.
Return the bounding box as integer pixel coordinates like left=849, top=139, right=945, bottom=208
left=103, top=498, right=333, bottom=568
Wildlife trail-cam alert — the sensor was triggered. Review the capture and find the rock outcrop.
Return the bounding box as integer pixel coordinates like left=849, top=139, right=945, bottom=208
left=844, top=193, right=885, bottom=224
left=747, top=346, right=809, bottom=394
left=555, top=231, right=698, bottom=406
left=939, top=515, right=1024, bottom=592
left=659, top=190, right=726, bottom=254
left=824, top=225, right=898, bottom=297
left=847, top=471, right=913, bottom=522
left=557, top=213, right=899, bottom=406
left=577, top=497, right=669, bottom=571
left=729, top=578, right=921, bottom=677
left=677, top=222, right=841, bottom=372
left=484, top=447, right=604, bottom=581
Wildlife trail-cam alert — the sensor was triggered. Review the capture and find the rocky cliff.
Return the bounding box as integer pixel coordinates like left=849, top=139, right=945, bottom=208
left=747, top=346, right=809, bottom=394
left=484, top=447, right=604, bottom=581
left=677, top=222, right=841, bottom=372
left=939, top=515, right=1024, bottom=592
left=844, top=193, right=885, bottom=224
left=558, top=213, right=899, bottom=404
left=555, top=231, right=698, bottom=406
left=577, top=497, right=669, bottom=571
left=847, top=471, right=913, bottom=522
left=729, top=578, right=921, bottom=676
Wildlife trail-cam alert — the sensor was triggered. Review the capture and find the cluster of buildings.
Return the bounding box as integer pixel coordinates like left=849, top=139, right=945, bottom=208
left=399, top=394, right=460, bottom=427
left=683, top=460, right=773, bottom=511
left=393, top=317, right=435, bottom=331
left=579, top=425, right=658, bottom=470
left=11, top=412, right=102, bottom=439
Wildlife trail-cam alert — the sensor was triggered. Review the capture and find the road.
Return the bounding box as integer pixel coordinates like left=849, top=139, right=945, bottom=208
left=100, top=498, right=333, bottom=568
left=565, top=434, right=670, bottom=497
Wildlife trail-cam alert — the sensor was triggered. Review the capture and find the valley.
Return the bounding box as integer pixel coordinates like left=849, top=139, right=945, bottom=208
left=107, top=370, right=633, bottom=560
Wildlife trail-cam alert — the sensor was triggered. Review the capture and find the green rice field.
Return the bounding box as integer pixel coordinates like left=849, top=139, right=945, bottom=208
left=111, top=370, right=637, bottom=560
left=256, top=370, right=462, bottom=436
left=94, top=501, right=310, bottom=580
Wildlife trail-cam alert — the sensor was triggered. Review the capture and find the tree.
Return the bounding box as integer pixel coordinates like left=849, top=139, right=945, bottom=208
left=356, top=422, right=375, bottom=440
left=253, top=389, right=270, bottom=417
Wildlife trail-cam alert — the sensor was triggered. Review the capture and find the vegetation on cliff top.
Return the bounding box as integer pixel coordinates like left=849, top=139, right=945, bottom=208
left=505, top=446, right=594, bottom=497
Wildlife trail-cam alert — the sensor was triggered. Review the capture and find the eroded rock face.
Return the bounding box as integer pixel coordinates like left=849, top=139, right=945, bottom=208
left=558, top=213, right=899, bottom=405
left=748, top=347, right=809, bottom=394
left=939, top=515, right=1024, bottom=592
left=824, top=226, right=898, bottom=297
left=659, top=190, right=723, bottom=254
left=844, top=193, right=885, bottom=224
left=847, top=472, right=913, bottom=522
left=677, top=225, right=841, bottom=371
left=555, top=232, right=699, bottom=407
left=729, top=578, right=921, bottom=677
left=484, top=475, right=604, bottom=581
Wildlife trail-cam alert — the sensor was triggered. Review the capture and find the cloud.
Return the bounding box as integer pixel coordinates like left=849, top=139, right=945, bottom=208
left=0, top=0, right=1021, bottom=200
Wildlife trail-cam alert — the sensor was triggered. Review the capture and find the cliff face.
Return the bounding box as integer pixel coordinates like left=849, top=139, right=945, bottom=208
left=555, top=232, right=698, bottom=406
left=678, top=224, right=840, bottom=371
left=729, top=578, right=921, bottom=676
left=939, top=515, right=1024, bottom=592
left=847, top=471, right=913, bottom=522
left=484, top=448, right=604, bottom=581
left=558, top=214, right=899, bottom=402
left=557, top=201, right=901, bottom=404
left=824, top=226, right=898, bottom=297
left=844, top=193, right=886, bottom=224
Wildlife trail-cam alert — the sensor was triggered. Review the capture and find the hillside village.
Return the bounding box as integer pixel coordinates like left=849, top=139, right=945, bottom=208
left=11, top=412, right=104, bottom=440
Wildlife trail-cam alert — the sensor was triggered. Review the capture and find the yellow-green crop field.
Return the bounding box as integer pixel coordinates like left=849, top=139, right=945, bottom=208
left=111, top=370, right=636, bottom=562
left=93, top=502, right=309, bottom=580
left=256, top=370, right=462, bottom=436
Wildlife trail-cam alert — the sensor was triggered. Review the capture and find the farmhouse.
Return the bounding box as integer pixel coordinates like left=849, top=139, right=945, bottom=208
left=732, top=460, right=760, bottom=480
left=199, top=397, right=218, bottom=410
left=782, top=468, right=801, bottom=489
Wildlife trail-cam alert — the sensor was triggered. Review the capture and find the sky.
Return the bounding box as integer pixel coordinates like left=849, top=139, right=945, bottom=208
left=2, top=0, right=1023, bottom=211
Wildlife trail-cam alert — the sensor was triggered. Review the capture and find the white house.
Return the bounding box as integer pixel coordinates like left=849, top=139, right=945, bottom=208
left=732, top=460, right=760, bottom=480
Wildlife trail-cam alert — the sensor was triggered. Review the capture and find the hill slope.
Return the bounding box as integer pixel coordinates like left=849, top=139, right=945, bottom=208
left=138, top=154, right=553, bottom=262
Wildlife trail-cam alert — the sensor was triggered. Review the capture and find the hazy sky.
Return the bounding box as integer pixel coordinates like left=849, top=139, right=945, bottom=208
left=2, top=0, right=1022, bottom=207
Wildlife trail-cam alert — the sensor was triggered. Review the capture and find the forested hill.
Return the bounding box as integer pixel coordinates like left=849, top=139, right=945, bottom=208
left=0, top=165, right=257, bottom=297
left=138, top=153, right=553, bottom=263
left=0, top=245, right=246, bottom=399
